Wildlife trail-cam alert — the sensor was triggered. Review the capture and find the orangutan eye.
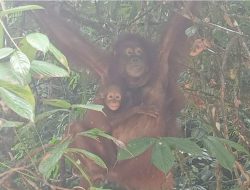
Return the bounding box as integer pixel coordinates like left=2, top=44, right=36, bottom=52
left=115, top=95, right=121, bottom=100
left=125, top=48, right=133, bottom=56
left=108, top=95, right=113, bottom=99
left=135, top=47, right=143, bottom=55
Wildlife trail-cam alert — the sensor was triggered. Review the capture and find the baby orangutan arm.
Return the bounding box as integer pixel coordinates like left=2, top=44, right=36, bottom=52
left=110, top=105, right=159, bottom=127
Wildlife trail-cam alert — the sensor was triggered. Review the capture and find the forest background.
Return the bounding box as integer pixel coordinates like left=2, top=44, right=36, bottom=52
left=0, top=1, right=250, bottom=190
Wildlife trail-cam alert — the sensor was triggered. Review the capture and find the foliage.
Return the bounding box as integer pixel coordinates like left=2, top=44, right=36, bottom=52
left=0, top=1, right=250, bottom=190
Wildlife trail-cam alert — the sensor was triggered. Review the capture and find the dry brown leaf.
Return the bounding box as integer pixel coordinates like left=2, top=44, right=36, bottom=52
left=209, top=79, right=217, bottom=87
left=190, top=38, right=211, bottom=57
left=41, top=153, right=52, bottom=162
left=224, top=14, right=234, bottom=27
left=234, top=97, right=241, bottom=108
left=184, top=83, right=192, bottom=89
left=229, top=69, right=237, bottom=80
left=191, top=94, right=206, bottom=109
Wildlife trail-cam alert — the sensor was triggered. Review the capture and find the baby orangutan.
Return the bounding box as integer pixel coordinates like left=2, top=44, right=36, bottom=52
left=100, top=83, right=159, bottom=128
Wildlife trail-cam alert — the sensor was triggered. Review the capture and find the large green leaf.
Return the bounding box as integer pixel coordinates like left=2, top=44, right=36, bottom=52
left=0, top=63, right=20, bottom=84
left=162, top=137, right=202, bottom=155
left=66, top=148, right=107, bottom=169
left=0, top=87, right=34, bottom=121
left=10, top=51, right=30, bottom=85
left=0, top=5, right=43, bottom=17
left=43, top=99, right=71, bottom=109
left=0, top=80, right=35, bottom=108
left=217, top=137, right=250, bottom=155
left=71, top=104, right=104, bottom=112
left=0, top=48, right=14, bottom=59
left=49, top=43, right=69, bottom=71
left=203, top=136, right=235, bottom=171
left=0, top=118, right=23, bottom=128
left=117, top=137, right=155, bottom=160
left=31, top=60, right=69, bottom=78
left=19, top=38, right=37, bottom=61
left=151, top=141, right=175, bottom=174
left=26, top=33, right=50, bottom=54
left=39, top=139, right=71, bottom=179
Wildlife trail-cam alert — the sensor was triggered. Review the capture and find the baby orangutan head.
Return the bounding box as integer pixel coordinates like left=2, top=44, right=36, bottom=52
left=103, top=85, right=123, bottom=111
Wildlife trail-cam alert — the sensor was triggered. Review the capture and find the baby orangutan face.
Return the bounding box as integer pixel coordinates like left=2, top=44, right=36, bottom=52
left=104, top=85, right=122, bottom=111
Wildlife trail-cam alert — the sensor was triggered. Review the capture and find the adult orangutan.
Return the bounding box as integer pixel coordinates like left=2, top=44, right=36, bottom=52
left=106, top=34, right=173, bottom=190
left=105, top=12, right=192, bottom=190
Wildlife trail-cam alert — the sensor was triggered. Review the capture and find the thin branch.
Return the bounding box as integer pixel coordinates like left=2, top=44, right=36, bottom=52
left=219, top=36, right=238, bottom=139
left=235, top=161, right=250, bottom=188
left=207, top=22, right=243, bottom=36
left=215, top=162, right=222, bottom=190
left=127, top=5, right=157, bottom=28
left=0, top=20, right=20, bottom=50
left=178, top=11, right=245, bottom=36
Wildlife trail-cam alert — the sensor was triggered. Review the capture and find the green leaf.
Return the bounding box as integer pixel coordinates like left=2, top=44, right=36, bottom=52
left=203, top=136, right=235, bottom=171
left=64, top=154, right=91, bottom=186
left=19, top=38, right=37, bottom=61
left=39, top=139, right=71, bottom=179
left=80, top=128, right=111, bottom=139
left=72, top=104, right=104, bottom=112
left=0, top=24, right=3, bottom=48
left=185, top=25, right=198, bottom=38
left=0, top=80, right=35, bottom=108
left=0, top=118, right=23, bottom=128
left=0, top=87, right=34, bottom=121
left=26, top=33, right=50, bottom=54
left=217, top=137, right=249, bottom=155
left=43, top=99, right=71, bottom=109
left=90, top=187, right=112, bottom=190
left=49, top=43, right=69, bottom=72
left=31, top=60, right=69, bottom=78
left=0, top=5, right=43, bottom=17
left=0, top=48, right=14, bottom=59
left=117, top=137, right=154, bottom=160
left=151, top=141, right=174, bottom=174
left=162, top=137, right=202, bottom=155
left=80, top=128, right=126, bottom=149
left=10, top=51, right=30, bottom=85
left=0, top=63, right=20, bottom=84
left=67, top=148, right=107, bottom=169
left=35, top=109, right=69, bottom=123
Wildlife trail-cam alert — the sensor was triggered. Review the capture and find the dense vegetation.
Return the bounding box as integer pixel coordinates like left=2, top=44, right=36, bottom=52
left=0, top=1, right=250, bottom=190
